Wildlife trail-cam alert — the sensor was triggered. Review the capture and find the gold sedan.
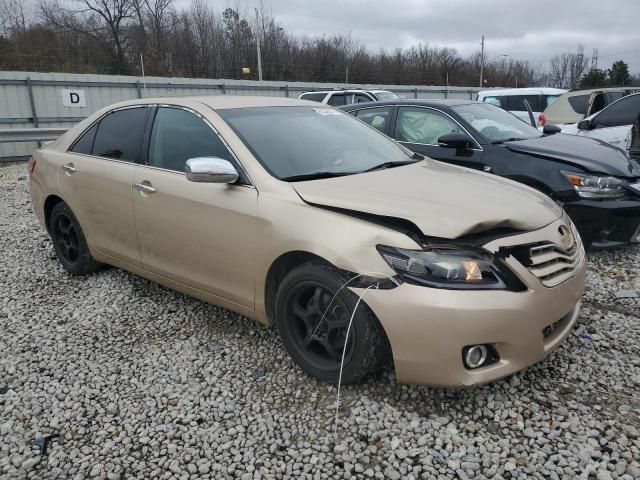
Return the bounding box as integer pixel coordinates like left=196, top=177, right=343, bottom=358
left=29, top=96, right=586, bottom=387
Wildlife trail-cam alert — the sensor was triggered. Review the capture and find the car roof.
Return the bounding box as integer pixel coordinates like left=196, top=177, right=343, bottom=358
left=565, top=86, right=640, bottom=96
left=341, top=99, right=478, bottom=110
left=102, top=95, right=317, bottom=110
left=477, top=88, right=567, bottom=96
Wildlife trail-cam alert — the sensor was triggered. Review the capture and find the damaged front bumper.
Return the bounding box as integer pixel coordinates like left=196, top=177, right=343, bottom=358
left=353, top=217, right=587, bottom=387
left=563, top=198, right=640, bottom=245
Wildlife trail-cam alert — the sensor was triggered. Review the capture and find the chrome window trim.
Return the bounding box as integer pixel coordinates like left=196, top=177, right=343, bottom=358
left=66, top=104, right=152, bottom=162
left=67, top=103, right=255, bottom=187
left=393, top=105, right=484, bottom=151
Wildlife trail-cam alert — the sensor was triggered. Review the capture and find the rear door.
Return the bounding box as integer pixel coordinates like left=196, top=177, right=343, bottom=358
left=60, top=106, right=151, bottom=266
left=391, top=105, right=487, bottom=170
left=131, top=105, right=258, bottom=307
left=579, top=95, right=640, bottom=149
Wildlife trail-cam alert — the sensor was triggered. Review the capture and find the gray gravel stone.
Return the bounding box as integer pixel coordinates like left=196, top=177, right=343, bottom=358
left=1, top=162, right=640, bottom=480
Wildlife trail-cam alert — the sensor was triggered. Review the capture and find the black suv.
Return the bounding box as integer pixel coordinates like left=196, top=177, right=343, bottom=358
left=342, top=100, right=640, bottom=247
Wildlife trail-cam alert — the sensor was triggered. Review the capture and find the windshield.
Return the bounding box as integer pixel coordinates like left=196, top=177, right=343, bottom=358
left=219, top=106, right=413, bottom=180
left=451, top=103, right=542, bottom=143
left=373, top=91, right=399, bottom=101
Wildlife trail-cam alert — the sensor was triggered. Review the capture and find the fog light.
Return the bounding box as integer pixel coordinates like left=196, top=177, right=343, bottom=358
left=464, top=345, right=488, bottom=369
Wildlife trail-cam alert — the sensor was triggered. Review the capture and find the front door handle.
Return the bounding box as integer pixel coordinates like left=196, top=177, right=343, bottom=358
left=134, top=182, right=156, bottom=194
left=483, top=165, right=493, bottom=173
left=62, top=163, right=76, bottom=174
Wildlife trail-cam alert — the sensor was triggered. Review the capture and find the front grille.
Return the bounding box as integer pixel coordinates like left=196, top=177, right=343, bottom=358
left=527, top=239, right=582, bottom=287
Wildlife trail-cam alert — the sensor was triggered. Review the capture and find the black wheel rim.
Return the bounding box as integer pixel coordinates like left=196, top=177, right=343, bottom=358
left=285, top=282, right=355, bottom=370
left=54, top=214, right=80, bottom=264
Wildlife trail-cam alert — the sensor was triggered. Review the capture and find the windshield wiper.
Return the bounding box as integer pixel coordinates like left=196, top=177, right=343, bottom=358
left=491, top=137, right=527, bottom=144
left=363, top=158, right=421, bottom=173
left=280, top=171, right=357, bottom=182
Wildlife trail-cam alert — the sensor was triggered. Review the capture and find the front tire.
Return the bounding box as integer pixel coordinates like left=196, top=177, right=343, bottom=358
left=275, top=262, right=389, bottom=384
left=49, top=202, right=101, bottom=275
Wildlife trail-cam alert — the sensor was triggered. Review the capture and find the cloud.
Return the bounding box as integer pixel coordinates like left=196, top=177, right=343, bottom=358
left=257, top=0, right=640, bottom=73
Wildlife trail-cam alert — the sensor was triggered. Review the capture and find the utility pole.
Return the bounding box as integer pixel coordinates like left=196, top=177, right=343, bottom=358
left=345, top=65, right=349, bottom=84
left=255, top=8, right=263, bottom=81
left=479, top=35, right=485, bottom=88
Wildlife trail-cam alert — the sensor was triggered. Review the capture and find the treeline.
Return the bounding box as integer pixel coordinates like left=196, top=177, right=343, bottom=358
left=0, top=0, right=637, bottom=88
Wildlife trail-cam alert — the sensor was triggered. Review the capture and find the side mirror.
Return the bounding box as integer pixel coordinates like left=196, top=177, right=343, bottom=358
left=438, top=132, right=472, bottom=150
left=577, top=119, right=592, bottom=131
left=542, top=124, right=561, bottom=135
left=185, top=157, right=239, bottom=184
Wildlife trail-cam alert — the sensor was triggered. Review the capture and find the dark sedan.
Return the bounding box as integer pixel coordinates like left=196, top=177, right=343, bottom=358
left=342, top=100, right=640, bottom=247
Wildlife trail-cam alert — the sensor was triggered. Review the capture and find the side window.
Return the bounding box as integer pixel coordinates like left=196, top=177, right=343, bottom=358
left=395, top=107, right=462, bottom=145
left=300, top=93, right=326, bottom=102
left=70, top=123, right=98, bottom=154
left=506, top=95, right=542, bottom=112
left=328, top=94, right=346, bottom=106
left=355, top=94, right=373, bottom=103
left=483, top=96, right=504, bottom=108
left=568, top=94, right=589, bottom=115
left=92, top=107, right=150, bottom=163
left=594, top=95, right=640, bottom=129
left=544, top=95, right=561, bottom=108
left=148, top=107, right=233, bottom=172
left=355, top=107, right=392, bottom=133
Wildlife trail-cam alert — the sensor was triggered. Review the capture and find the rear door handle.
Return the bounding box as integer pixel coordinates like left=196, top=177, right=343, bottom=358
left=134, top=182, right=156, bottom=194
left=62, top=163, right=76, bottom=174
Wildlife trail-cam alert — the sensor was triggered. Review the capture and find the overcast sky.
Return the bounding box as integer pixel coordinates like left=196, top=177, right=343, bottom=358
left=258, top=0, right=640, bottom=73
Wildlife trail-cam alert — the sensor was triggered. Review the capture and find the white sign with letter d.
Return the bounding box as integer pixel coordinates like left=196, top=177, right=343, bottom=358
left=61, top=89, right=87, bottom=108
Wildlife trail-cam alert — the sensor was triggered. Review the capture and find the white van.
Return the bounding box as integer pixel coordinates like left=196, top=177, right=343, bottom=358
left=476, top=88, right=567, bottom=126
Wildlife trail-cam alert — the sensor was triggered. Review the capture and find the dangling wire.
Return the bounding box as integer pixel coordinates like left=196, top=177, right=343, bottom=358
left=333, top=284, right=376, bottom=439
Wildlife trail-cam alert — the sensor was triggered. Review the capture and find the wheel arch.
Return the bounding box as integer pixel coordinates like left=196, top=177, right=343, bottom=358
left=263, top=250, right=331, bottom=325
left=43, top=194, right=66, bottom=233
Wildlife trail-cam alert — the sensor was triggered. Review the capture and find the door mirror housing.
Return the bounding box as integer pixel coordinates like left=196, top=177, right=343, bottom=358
left=542, top=124, right=561, bottom=135
left=577, top=119, right=592, bottom=130
left=185, top=157, right=239, bottom=184
left=438, top=132, right=472, bottom=150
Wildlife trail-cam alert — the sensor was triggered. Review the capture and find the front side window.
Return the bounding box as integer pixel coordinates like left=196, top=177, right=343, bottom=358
left=355, top=107, right=392, bottom=132
left=395, top=107, right=463, bottom=145
left=594, top=95, right=640, bottom=128
left=91, top=107, right=150, bottom=163
left=148, top=107, right=233, bottom=172
left=218, top=106, right=413, bottom=180
left=452, top=103, right=542, bottom=143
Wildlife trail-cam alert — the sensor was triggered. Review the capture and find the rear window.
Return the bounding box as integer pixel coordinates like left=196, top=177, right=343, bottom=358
left=300, top=93, right=326, bottom=102
left=92, top=107, right=150, bottom=163
left=568, top=95, right=589, bottom=115
left=505, top=95, right=543, bottom=112
left=544, top=95, right=561, bottom=108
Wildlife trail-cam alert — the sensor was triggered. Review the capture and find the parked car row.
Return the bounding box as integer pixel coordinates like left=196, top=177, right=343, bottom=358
left=28, top=94, right=635, bottom=389
left=342, top=99, right=640, bottom=247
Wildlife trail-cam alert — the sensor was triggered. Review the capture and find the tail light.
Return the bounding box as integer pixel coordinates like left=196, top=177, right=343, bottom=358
left=538, top=113, right=546, bottom=126
left=27, top=156, right=36, bottom=175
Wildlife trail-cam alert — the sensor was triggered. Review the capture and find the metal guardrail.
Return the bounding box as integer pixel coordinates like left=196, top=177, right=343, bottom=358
left=0, top=128, right=67, bottom=143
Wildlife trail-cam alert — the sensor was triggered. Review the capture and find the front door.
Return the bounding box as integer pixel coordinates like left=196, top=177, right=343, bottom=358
left=59, top=106, right=151, bottom=266
left=131, top=106, right=258, bottom=307
left=391, top=106, right=487, bottom=171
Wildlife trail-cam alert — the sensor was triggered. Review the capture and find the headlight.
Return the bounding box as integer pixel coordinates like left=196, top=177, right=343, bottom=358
left=561, top=171, right=626, bottom=199
left=377, top=245, right=507, bottom=289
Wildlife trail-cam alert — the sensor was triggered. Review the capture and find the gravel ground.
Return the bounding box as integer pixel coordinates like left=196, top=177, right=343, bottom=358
left=1, top=162, right=639, bottom=480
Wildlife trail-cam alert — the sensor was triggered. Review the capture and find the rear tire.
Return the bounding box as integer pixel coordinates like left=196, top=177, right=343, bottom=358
left=275, top=262, right=389, bottom=384
left=49, top=202, right=102, bottom=275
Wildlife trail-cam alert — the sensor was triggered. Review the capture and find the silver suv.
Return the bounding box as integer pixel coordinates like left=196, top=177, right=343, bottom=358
left=298, top=89, right=398, bottom=106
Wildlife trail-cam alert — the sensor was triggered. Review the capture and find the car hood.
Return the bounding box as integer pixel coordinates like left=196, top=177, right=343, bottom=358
left=291, top=160, right=561, bottom=240
left=504, top=134, right=640, bottom=177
